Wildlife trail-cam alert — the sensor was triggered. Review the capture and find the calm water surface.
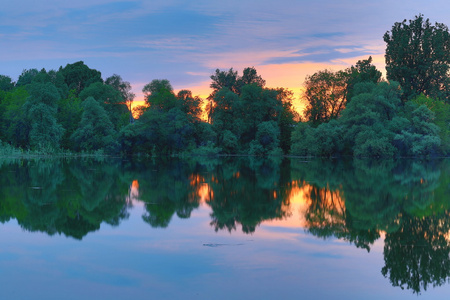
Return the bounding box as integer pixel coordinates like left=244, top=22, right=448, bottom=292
left=0, top=157, right=449, bottom=300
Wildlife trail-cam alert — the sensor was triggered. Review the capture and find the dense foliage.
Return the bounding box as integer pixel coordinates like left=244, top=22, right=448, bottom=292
left=384, top=14, right=450, bottom=101
left=292, top=15, right=450, bottom=157
left=0, top=63, right=299, bottom=156
left=0, top=15, right=449, bottom=157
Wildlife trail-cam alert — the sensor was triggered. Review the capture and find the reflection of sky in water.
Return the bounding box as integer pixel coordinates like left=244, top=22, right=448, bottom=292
left=1, top=199, right=450, bottom=300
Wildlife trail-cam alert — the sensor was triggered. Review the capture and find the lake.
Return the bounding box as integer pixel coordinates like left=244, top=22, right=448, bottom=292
left=0, top=157, right=449, bottom=299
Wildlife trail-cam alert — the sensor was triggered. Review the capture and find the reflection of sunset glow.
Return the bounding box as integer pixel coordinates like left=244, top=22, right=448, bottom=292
left=130, top=180, right=139, bottom=198
left=189, top=174, right=213, bottom=205
left=263, top=181, right=312, bottom=228
left=128, top=179, right=144, bottom=206
left=198, top=183, right=213, bottom=204
left=189, top=174, right=204, bottom=186
left=264, top=181, right=345, bottom=229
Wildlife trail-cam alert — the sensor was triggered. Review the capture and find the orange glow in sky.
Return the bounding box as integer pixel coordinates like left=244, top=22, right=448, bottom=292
left=130, top=53, right=385, bottom=119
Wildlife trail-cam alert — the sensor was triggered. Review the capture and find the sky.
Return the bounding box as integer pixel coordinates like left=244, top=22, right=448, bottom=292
left=2, top=0, right=450, bottom=110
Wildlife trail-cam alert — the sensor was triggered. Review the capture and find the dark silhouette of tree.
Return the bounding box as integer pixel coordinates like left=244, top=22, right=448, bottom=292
left=303, top=69, right=349, bottom=126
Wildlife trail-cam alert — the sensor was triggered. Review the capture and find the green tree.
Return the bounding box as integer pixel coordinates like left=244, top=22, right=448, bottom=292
left=291, top=120, right=344, bottom=157
left=71, top=97, right=116, bottom=151
left=32, top=68, right=69, bottom=99
left=384, top=14, right=450, bottom=101
left=0, top=87, right=30, bottom=147
left=393, top=104, right=441, bottom=156
left=209, top=68, right=240, bottom=98
left=237, top=84, right=282, bottom=146
left=57, top=90, right=83, bottom=150
left=249, top=121, right=281, bottom=156
left=238, top=67, right=266, bottom=90
left=59, top=61, right=103, bottom=95
left=143, top=79, right=177, bottom=111
left=346, top=56, right=382, bottom=102
left=176, top=89, right=203, bottom=121
left=207, top=67, right=266, bottom=123
left=105, top=74, right=135, bottom=124
left=0, top=75, right=15, bottom=92
left=27, top=103, right=64, bottom=150
left=207, top=67, right=288, bottom=154
left=16, top=69, right=39, bottom=87
left=24, top=82, right=64, bottom=150
left=220, top=130, right=239, bottom=154
left=164, top=108, right=195, bottom=153
left=412, top=94, right=450, bottom=154
left=303, top=69, right=349, bottom=126
left=79, top=82, right=129, bottom=131
left=292, top=81, right=442, bottom=157
left=210, top=88, right=240, bottom=142
left=340, top=81, right=403, bottom=157
left=276, top=88, right=299, bottom=154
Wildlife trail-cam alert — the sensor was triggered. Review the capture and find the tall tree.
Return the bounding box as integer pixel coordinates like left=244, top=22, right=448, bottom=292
left=384, top=14, right=450, bottom=101
left=346, top=56, right=382, bottom=102
left=105, top=74, right=135, bottom=123
left=16, top=69, right=39, bottom=87
left=57, top=90, right=83, bottom=150
left=24, top=82, right=64, bottom=149
left=238, top=67, right=266, bottom=89
left=237, top=84, right=282, bottom=146
left=208, top=67, right=265, bottom=100
left=0, top=87, right=30, bottom=147
left=209, top=68, right=239, bottom=99
left=59, top=61, right=103, bottom=95
left=276, top=88, right=299, bottom=154
left=303, top=69, right=349, bottom=126
left=0, top=75, right=15, bottom=92
left=79, top=82, right=129, bottom=131
left=142, top=79, right=177, bottom=111
left=176, top=89, right=203, bottom=121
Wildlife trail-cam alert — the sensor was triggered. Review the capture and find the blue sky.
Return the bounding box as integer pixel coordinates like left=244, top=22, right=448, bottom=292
left=2, top=0, right=450, bottom=106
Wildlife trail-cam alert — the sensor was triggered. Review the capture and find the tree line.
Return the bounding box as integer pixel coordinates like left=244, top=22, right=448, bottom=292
left=1, top=14, right=449, bottom=157
left=293, top=14, right=450, bottom=157
left=0, top=61, right=299, bottom=156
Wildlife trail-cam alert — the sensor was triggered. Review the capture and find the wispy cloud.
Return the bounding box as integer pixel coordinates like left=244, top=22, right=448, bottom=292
left=2, top=0, right=450, bottom=105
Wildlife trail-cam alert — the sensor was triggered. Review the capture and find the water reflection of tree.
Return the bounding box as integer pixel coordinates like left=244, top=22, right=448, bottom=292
left=303, top=184, right=380, bottom=252
left=382, top=213, right=450, bottom=294
left=206, top=158, right=292, bottom=234
left=292, top=159, right=381, bottom=251
left=293, top=158, right=450, bottom=293
left=132, top=158, right=201, bottom=228
left=132, top=157, right=293, bottom=233
left=0, top=158, right=131, bottom=239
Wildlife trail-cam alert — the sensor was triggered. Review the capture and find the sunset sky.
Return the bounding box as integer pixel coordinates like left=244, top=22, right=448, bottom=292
left=2, top=0, right=450, bottom=110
